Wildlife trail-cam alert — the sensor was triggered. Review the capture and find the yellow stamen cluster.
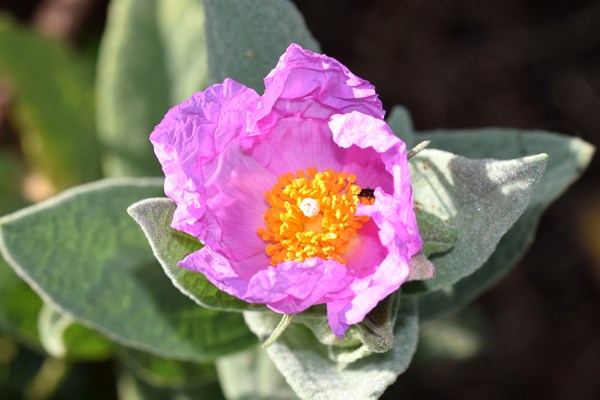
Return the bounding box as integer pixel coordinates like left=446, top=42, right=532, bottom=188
left=257, top=167, right=368, bottom=265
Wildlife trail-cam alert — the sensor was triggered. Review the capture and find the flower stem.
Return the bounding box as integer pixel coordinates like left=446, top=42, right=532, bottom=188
left=262, top=314, right=294, bottom=349
left=407, top=140, right=430, bottom=159
left=25, top=357, right=70, bottom=400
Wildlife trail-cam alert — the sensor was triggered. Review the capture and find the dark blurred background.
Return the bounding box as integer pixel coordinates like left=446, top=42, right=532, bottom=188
left=1, top=0, right=600, bottom=399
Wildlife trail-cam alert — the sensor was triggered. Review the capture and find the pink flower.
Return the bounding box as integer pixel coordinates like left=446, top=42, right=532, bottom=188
left=150, top=44, right=422, bottom=338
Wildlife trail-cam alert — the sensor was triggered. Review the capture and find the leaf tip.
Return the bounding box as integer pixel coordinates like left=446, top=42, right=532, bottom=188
left=407, top=252, right=436, bottom=281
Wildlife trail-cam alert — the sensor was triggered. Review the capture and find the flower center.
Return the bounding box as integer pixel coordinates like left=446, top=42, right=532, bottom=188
left=257, top=167, right=369, bottom=266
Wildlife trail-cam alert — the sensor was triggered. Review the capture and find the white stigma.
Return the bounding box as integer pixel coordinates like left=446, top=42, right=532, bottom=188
left=299, top=198, right=320, bottom=218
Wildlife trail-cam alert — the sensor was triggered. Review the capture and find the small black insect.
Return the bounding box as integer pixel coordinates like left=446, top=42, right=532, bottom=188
left=357, top=188, right=375, bottom=204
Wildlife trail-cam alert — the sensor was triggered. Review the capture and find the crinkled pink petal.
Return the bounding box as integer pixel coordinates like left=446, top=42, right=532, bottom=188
left=325, top=299, right=354, bottom=338
left=344, top=219, right=387, bottom=280
left=323, top=213, right=412, bottom=338
left=265, top=44, right=383, bottom=116
left=150, top=79, right=260, bottom=239
left=243, top=44, right=384, bottom=148
left=202, top=142, right=277, bottom=260
left=247, top=258, right=353, bottom=315
left=244, top=116, right=344, bottom=177
left=346, top=252, right=408, bottom=322
left=182, top=250, right=353, bottom=322
left=180, top=246, right=268, bottom=294
left=151, top=44, right=424, bottom=339
left=338, top=141, right=394, bottom=195
left=330, top=111, right=422, bottom=255
left=330, top=111, right=399, bottom=153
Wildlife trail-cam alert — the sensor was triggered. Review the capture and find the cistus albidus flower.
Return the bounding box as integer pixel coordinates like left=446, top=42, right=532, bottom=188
left=150, top=44, right=424, bottom=338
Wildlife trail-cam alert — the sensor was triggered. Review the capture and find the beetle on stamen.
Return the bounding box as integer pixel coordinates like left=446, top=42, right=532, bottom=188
left=357, top=188, right=376, bottom=205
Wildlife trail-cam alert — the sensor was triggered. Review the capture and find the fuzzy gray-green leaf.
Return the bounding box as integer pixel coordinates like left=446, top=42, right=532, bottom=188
left=415, top=210, right=457, bottom=256
left=406, top=149, right=547, bottom=292
left=294, top=294, right=401, bottom=364
left=128, top=198, right=266, bottom=312
left=386, top=107, right=594, bottom=317
left=204, top=0, right=320, bottom=91
left=97, top=0, right=207, bottom=176
left=216, top=347, right=298, bottom=400
left=411, top=130, right=594, bottom=319
left=0, top=179, right=254, bottom=361
left=243, top=298, right=418, bottom=400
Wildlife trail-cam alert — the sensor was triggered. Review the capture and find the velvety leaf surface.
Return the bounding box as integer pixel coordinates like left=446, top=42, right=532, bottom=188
left=295, top=293, right=402, bottom=364
left=0, top=179, right=254, bottom=361
left=415, top=210, right=457, bottom=257
left=128, top=198, right=266, bottom=312
left=204, top=0, right=320, bottom=91
left=38, top=303, right=113, bottom=361
left=387, top=106, right=594, bottom=317
left=97, top=0, right=207, bottom=176
left=386, top=106, right=415, bottom=146
left=128, top=197, right=410, bottom=361
left=0, top=17, right=101, bottom=189
left=413, top=131, right=594, bottom=319
left=300, top=325, right=368, bottom=364
left=407, top=149, right=547, bottom=292
left=243, top=298, right=418, bottom=400
left=129, top=198, right=406, bottom=360
left=216, top=347, right=298, bottom=400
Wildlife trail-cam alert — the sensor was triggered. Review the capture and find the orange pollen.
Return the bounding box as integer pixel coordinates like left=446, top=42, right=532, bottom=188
left=257, top=167, right=369, bottom=266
